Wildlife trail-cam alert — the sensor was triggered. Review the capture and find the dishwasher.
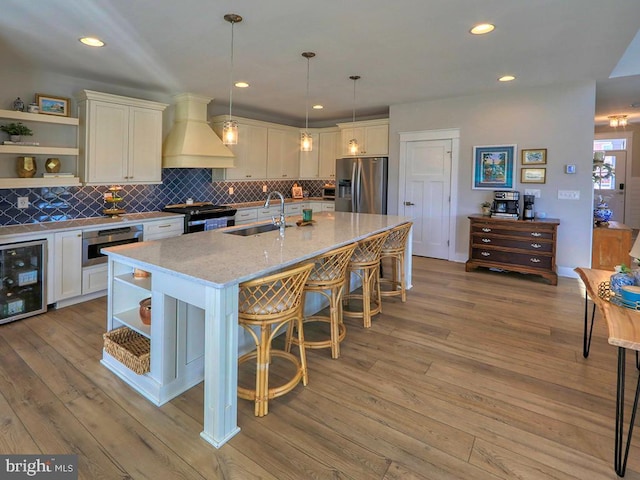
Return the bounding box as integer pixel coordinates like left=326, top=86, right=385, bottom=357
left=0, top=239, right=47, bottom=324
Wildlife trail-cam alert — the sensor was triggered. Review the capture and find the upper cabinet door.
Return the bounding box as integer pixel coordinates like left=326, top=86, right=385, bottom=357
left=267, top=127, right=299, bottom=179
left=337, top=120, right=389, bottom=157
left=128, top=106, right=163, bottom=183
left=222, top=122, right=268, bottom=180
left=299, top=132, right=320, bottom=178
left=318, top=130, right=339, bottom=178
left=86, top=101, right=129, bottom=184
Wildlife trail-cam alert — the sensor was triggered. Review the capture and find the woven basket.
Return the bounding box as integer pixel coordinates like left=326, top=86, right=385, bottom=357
left=103, top=327, right=150, bottom=375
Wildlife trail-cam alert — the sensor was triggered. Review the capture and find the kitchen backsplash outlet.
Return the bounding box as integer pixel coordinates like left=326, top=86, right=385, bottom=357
left=0, top=169, right=329, bottom=226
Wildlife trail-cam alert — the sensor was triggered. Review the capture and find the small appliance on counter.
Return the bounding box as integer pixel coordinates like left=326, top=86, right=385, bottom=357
left=163, top=202, right=237, bottom=234
left=322, top=184, right=335, bottom=200
left=523, top=194, right=535, bottom=220
left=491, top=191, right=520, bottom=219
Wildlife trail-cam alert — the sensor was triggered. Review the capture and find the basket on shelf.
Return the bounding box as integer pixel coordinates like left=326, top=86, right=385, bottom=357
left=103, top=327, right=150, bottom=374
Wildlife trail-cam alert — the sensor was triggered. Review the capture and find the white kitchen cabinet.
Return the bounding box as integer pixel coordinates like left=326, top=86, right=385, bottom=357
left=318, top=130, right=339, bottom=179
left=212, top=119, right=268, bottom=180
left=337, top=119, right=389, bottom=157
left=299, top=132, right=320, bottom=178
left=0, top=109, right=81, bottom=188
left=53, top=230, right=83, bottom=301
left=257, top=206, right=281, bottom=220
left=321, top=202, right=335, bottom=212
left=77, top=90, right=167, bottom=185
left=267, top=127, right=299, bottom=179
left=235, top=208, right=259, bottom=225
left=285, top=203, right=303, bottom=216
left=143, top=217, right=184, bottom=241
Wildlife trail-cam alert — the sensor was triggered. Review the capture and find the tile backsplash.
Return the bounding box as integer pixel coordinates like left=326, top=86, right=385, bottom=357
left=0, top=169, right=333, bottom=226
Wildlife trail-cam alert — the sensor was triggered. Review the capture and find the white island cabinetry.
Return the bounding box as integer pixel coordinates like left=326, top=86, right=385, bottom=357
left=77, top=90, right=167, bottom=185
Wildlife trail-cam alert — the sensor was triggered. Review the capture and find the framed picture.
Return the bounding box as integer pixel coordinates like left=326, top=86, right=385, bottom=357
left=520, top=167, right=546, bottom=184
left=35, top=94, right=70, bottom=117
left=472, top=144, right=516, bottom=190
left=521, top=148, right=547, bottom=165
left=291, top=185, right=303, bottom=199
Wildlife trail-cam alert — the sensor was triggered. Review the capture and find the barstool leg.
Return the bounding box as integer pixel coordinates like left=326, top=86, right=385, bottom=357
left=296, top=315, right=308, bottom=385
left=329, top=287, right=340, bottom=359
left=398, top=251, right=406, bottom=302
left=362, top=267, right=372, bottom=328
left=255, top=324, right=271, bottom=417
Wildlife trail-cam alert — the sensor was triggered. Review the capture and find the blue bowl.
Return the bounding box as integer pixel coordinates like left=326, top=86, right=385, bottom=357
left=620, top=285, right=640, bottom=303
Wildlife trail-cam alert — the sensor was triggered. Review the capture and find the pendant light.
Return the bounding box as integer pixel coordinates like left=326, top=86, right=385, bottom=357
left=348, top=75, right=360, bottom=155
left=300, top=52, right=315, bottom=152
left=222, top=13, right=242, bottom=145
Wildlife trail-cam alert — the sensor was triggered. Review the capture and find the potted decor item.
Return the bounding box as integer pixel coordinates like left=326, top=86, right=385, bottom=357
left=481, top=201, right=492, bottom=216
left=0, top=122, right=33, bottom=142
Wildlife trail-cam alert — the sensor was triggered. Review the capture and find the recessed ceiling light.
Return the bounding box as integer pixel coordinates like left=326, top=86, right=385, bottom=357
left=79, top=36, right=105, bottom=47
left=498, top=75, right=516, bottom=82
left=234, top=82, right=249, bottom=88
left=312, top=104, right=323, bottom=110
left=470, top=23, right=495, bottom=35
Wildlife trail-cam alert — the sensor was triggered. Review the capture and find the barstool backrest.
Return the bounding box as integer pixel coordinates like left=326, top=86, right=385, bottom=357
left=382, top=222, right=413, bottom=253
left=307, top=243, right=358, bottom=286
left=239, top=263, right=313, bottom=319
left=350, top=230, right=390, bottom=265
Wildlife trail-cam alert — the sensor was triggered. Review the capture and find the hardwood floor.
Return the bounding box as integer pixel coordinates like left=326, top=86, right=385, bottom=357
left=1, top=257, right=639, bottom=479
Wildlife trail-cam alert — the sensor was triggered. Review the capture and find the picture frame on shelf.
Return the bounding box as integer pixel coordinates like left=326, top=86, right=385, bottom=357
left=521, top=167, right=546, bottom=184
left=35, top=94, right=70, bottom=117
left=521, top=148, right=547, bottom=165
left=472, top=144, right=516, bottom=190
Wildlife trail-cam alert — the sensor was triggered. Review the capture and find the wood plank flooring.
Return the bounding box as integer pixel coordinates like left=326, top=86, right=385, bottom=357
left=1, top=257, right=639, bottom=479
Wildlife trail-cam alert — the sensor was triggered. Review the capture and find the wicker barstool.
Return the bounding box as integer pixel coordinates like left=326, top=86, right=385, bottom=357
left=237, top=262, right=313, bottom=417
left=379, top=222, right=413, bottom=302
left=286, top=242, right=358, bottom=359
left=343, top=230, right=390, bottom=328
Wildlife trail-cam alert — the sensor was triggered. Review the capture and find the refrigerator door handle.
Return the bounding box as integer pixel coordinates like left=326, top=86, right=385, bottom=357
left=355, top=159, right=363, bottom=212
left=350, top=161, right=357, bottom=212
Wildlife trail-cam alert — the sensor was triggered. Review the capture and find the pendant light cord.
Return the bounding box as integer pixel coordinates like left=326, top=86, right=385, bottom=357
left=229, top=20, right=235, bottom=121
left=305, top=56, right=310, bottom=132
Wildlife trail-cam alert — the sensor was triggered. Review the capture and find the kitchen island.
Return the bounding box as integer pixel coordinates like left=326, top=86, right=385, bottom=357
left=102, top=211, right=412, bottom=448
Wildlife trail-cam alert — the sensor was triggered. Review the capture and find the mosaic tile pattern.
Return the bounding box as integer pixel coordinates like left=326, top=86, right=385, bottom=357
left=0, top=169, right=332, bottom=226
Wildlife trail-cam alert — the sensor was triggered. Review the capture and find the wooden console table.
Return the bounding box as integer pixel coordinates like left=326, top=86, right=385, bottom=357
left=592, top=222, right=633, bottom=270
left=575, top=267, right=640, bottom=477
left=466, top=215, right=560, bottom=285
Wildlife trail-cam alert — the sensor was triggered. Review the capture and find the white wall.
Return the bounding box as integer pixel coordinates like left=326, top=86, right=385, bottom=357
left=389, top=81, right=596, bottom=276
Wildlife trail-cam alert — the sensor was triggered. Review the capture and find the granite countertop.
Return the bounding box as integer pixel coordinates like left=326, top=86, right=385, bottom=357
left=227, top=197, right=329, bottom=209
left=104, top=211, right=411, bottom=288
left=0, top=212, right=183, bottom=239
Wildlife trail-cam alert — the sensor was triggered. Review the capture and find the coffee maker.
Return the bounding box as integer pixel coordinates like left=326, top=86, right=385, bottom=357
left=491, top=191, right=520, bottom=219
left=523, top=195, right=535, bottom=220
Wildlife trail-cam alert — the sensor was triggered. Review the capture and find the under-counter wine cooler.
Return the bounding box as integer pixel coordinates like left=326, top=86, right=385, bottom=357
left=0, top=239, right=47, bottom=324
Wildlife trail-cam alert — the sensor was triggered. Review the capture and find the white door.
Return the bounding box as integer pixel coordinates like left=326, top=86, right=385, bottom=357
left=594, top=150, right=626, bottom=223
left=402, top=139, right=451, bottom=258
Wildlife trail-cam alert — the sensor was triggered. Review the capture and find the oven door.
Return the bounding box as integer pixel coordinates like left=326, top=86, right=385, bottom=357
left=187, top=216, right=235, bottom=234
left=82, top=225, right=143, bottom=267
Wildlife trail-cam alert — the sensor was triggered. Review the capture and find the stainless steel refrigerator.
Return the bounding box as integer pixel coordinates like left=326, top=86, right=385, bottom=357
left=335, top=157, right=388, bottom=214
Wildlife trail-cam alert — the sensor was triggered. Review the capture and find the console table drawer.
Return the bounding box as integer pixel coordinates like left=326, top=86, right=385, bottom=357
left=471, top=248, right=552, bottom=270
left=472, top=235, right=553, bottom=253
left=471, top=225, right=554, bottom=240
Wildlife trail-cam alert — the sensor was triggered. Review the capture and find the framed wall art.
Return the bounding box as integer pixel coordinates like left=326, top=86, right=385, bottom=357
left=520, top=167, right=546, bottom=184
left=35, top=93, right=70, bottom=117
left=472, top=144, right=516, bottom=190
left=521, top=148, right=547, bottom=165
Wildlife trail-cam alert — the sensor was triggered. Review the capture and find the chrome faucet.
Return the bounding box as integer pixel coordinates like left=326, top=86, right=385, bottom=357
left=264, top=191, right=286, bottom=234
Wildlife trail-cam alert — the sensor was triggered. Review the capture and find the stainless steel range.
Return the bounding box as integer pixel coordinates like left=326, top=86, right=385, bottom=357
left=162, top=202, right=237, bottom=234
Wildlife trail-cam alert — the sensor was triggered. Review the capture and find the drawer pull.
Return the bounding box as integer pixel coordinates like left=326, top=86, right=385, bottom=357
left=531, top=243, right=541, bottom=249
left=481, top=252, right=491, bottom=257
left=531, top=232, right=542, bottom=237
left=530, top=258, right=541, bottom=263
left=482, top=228, right=491, bottom=232
left=481, top=238, right=491, bottom=243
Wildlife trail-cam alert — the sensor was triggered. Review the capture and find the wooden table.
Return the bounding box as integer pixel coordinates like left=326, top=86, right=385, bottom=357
left=575, top=268, right=640, bottom=477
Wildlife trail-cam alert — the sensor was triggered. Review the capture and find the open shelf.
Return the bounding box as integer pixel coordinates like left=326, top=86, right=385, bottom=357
left=0, top=108, right=79, bottom=126
left=113, top=308, right=151, bottom=338
left=0, top=145, right=79, bottom=155
left=0, top=177, right=81, bottom=188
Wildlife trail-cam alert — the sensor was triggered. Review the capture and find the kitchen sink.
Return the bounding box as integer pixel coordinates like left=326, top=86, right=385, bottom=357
left=223, top=223, right=291, bottom=236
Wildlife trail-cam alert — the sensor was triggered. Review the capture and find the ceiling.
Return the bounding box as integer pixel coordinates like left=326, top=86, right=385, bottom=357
left=3, top=0, right=640, bottom=127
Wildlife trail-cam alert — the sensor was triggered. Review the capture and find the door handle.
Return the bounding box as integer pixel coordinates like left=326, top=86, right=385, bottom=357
left=404, top=201, right=415, bottom=206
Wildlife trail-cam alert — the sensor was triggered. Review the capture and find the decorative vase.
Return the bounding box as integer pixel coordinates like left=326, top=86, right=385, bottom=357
left=594, top=202, right=613, bottom=225
left=139, top=298, right=151, bottom=325
left=16, top=156, right=37, bottom=178
left=45, top=157, right=61, bottom=173
left=481, top=206, right=491, bottom=216
left=610, top=272, right=635, bottom=295
left=12, top=97, right=24, bottom=112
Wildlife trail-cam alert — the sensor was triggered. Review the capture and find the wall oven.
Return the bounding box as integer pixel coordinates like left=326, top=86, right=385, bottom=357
left=82, top=225, right=143, bottom=267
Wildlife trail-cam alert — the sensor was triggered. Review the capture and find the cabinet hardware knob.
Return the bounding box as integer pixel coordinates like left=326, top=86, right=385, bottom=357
left=481, top=238, right=491, bottom=243
left=530, top=258, right=541, bottom=263
left=531, top=243, right=541, bottom=248
left=531, top=232, right=542, bottom=237
left=482, top=228, right=491, bottom=232
left=481, top=252, right=491, bottom=256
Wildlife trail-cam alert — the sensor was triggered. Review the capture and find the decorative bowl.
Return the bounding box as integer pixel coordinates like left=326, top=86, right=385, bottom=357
left=620, top=285, right=640, bottom=303
left=139, top=298, right=151, bottom=325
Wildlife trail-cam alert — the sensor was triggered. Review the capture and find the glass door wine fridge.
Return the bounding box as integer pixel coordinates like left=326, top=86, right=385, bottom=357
left=0, top=239, right=47, bottom=324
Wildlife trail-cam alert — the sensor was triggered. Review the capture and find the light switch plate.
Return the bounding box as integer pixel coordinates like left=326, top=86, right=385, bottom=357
left=558, top=190, right=580, bottom=200
left=228, top=187, right=234, bottom=195
left=524, top=189, right=541, bottom=198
